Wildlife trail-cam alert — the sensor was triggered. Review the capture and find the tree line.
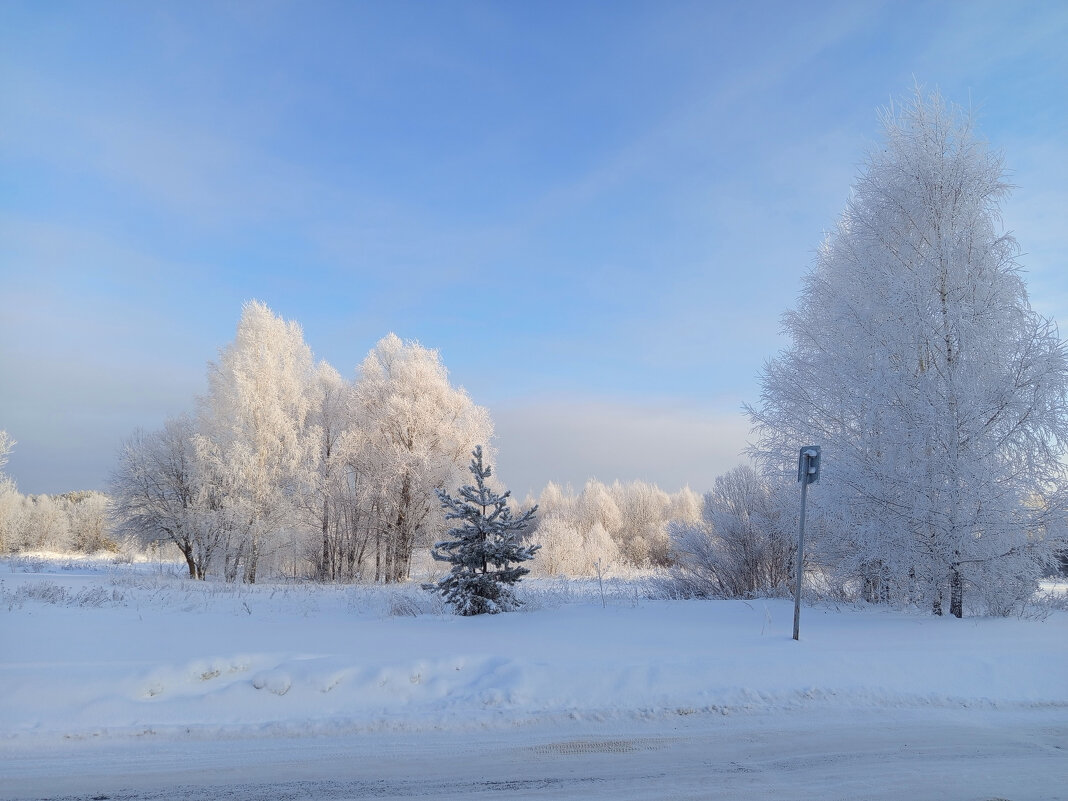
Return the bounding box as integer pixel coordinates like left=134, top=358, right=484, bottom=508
left=528, top=479, right=701, bottom=575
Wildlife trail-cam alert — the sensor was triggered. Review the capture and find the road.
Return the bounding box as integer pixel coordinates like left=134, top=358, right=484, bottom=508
left=2, top=707, right=1065, bottom=800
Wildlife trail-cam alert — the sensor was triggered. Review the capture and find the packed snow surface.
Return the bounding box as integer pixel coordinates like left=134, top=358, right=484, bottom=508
left=1, top=556, right=1066, bottom=799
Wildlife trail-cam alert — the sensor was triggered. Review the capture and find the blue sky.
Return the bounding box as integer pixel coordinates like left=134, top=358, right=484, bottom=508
left=1, top=0, right=1066, bottom=498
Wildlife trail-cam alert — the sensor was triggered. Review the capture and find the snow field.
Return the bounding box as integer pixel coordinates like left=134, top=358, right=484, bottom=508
left=2, top=558, right=1065, bottom=749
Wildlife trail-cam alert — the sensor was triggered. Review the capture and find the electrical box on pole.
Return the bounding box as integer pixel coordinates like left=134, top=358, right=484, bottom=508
left=793, top=445, right=820, bottom=641
left=797, top=445, right=820, bottom=484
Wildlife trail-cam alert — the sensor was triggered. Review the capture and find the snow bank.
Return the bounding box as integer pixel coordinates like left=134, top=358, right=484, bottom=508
left=1, top=559, right=1065, bottom=745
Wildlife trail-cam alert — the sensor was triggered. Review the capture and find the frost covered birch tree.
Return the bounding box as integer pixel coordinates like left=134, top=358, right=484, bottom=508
left=199, top=301, right=316, bottom=582
left=354, top=334, right=492, bottom=582
left=294, top=362, right=375, bottom=581
left=747, top=90, right=1068, bottom=616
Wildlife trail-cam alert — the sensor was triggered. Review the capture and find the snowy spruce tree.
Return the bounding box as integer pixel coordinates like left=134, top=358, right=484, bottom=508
left=426, top=446, right=539, bottom=615
left=747, top=89, right=1068, bottom=617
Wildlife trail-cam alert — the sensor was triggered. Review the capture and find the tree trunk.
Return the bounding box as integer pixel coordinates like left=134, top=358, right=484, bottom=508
left=182, top=545, right=197, bottom=579
left=224, top=541, right=241, bottom=583
left=389, top=473, right=412, bottom=583
left=374, top=528, right=381, bottom=583
left=321, top=499, right=331, bottom=581
left=949, top=565, right=963, bottom=618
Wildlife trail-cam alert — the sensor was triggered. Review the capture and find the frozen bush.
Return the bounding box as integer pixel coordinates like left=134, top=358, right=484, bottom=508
left=665, top=466, right=795, bottom=599
left=15, top=580, right=69, bottom=605
left=72, top=585, right=126, bottom=608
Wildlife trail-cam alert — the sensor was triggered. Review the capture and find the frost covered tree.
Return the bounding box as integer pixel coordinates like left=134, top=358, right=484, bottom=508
left=747, top=89, right=1068, bottom=617
left=610, top=480, right=673, bottom=566
left=535, top=481, right=572, bottom=522
left=0, top=432, right=16, bottom=552
left=199, top=301, right=316, bottom=582
left=293, top=362, right=376, bottom=581
left=354, top=334, right=492, bottom=582
left=427, top=446, right=539, bottom=615
left=0, top=481, right=19, bottom=553
left=60, top=491, right=115, bottom=552
left=110, top=417, right=225, bottom=578
left=529, top=478, right=623, bottom=575
left=532, top=515, right=620, bottom=577
left=668, top=486, right=703, bottom=529
left=0, top=430, right=13, bottom=473
left=529, top=516, right=581, bottom=576
left=296, top=362, right=351, bottom=579
left=16, top=494, right=70, bottom=551
left=576, top=479, right=623, bottom=535
left=527, top=479, right=699, bottom=574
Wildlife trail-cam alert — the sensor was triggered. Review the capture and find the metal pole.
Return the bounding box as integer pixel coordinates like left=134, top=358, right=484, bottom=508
left=792, top=472, right=809, bottom=641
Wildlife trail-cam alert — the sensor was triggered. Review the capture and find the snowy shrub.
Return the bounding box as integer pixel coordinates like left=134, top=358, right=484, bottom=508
left=72, top=586, right=126, bottom=608
left=512, top=576, right=580, bottom=609
left=664, top=466, right=795, bottom=599
left=15, top=580, right=69, bottom=605
left=6, top=580, right=124, bottom=609
left=386, top=588, right=445, bottom=617
left=387, top=595, right=420, bottom=617
left=8, top=556, right=47, bottom=573
left=967, top=561, right=1041, bottom=618
left=110, top=535, right=145, bottom=565
left=1030, top=584, right=1068, bottom=617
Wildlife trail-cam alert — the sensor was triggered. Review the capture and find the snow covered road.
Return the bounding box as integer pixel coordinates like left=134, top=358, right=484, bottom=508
left=2, top=707, right=1065, bottom=800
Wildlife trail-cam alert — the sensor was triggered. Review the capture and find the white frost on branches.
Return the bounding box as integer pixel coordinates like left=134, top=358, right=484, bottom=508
left=528, top=479, right=701, bottom=575
left=354, top=334, right=493, bottom=583
left=109, top=304, right=492, bottom=583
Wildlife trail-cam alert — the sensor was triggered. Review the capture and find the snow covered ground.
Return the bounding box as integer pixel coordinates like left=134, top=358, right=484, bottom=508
left=1, top=556, right=1066, bottom=800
